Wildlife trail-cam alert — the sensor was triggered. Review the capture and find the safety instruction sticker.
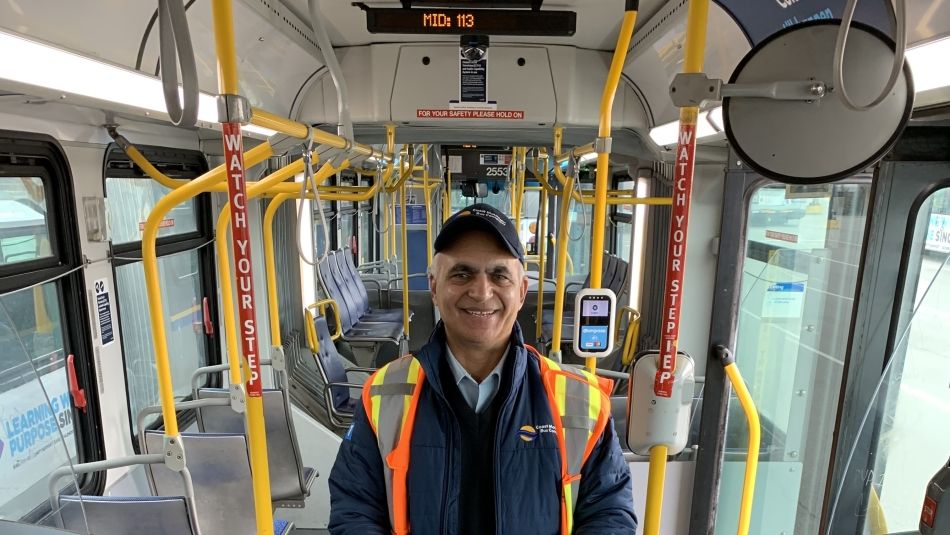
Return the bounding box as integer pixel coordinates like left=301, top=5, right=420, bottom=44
left=93, top=278, right=114, bottom=346
left=416, top=109, right=524, bottom=119
left=762, top=281, right=805, bottom=319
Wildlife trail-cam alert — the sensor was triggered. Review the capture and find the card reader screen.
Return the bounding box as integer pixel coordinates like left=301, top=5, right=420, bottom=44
left=579, top=325, right=609, bottom=350
left=582, top=300, right=609, bottom=317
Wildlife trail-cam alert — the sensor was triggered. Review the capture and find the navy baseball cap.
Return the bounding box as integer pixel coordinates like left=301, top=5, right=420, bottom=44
left=434, top=203, right=525, bottom=262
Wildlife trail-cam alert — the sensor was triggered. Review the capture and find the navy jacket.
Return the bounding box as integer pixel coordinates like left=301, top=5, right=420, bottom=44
left=328, top=323, right=637, bottom=534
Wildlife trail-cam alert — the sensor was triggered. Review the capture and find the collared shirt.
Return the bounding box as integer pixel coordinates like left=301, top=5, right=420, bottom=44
left=445, top=344, right=509, bottom=414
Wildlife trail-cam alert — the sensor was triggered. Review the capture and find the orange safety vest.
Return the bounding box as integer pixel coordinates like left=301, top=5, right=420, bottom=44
left=361, top=346, right=613, bottom=535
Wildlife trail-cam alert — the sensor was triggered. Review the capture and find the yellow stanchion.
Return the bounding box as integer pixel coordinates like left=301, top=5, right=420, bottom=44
left=644, top=445, right=669, bottom=535
left=264, top=192, right=294, bottom=348
left=444, top=171, right=452, bottom=223
left=550, top=174, right=575, bottom=352
left=722, top=360, right=760, bottom=535
left=422, top=145, right=433, bottom=267
left=399, top=183, right=410, bottom=335
left=644, top=0, right=709, bottom=531
left=535, top=183, right=548, bottom=343
left=587, top=7, right=638, bottom=372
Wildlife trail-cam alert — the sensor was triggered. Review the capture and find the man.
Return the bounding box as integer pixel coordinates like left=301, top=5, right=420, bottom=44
left=328, top=204, right=636, bottom=534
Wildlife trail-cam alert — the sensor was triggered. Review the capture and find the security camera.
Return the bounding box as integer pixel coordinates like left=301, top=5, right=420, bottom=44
left=460, top=35, right=488, bottom=62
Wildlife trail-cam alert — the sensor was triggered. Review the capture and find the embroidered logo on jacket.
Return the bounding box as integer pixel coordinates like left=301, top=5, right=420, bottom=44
left=518, top=425, right=538, bottom=442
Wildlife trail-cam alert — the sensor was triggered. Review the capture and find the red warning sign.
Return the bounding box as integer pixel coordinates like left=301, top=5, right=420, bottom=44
left=416, top=109, right=525, bottom=119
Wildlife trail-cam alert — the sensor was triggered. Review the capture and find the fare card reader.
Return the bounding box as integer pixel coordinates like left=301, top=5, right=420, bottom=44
left=572, top=289, right=616, bottom=359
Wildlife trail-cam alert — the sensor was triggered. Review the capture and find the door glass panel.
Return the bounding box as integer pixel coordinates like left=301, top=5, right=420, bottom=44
left=0, top=282, right=76, bottom=519
left=717, top=182, right=871, bottom=535
left=116, top=250, right=207, bottom=433
left=869, top=187, right=950, bottom=531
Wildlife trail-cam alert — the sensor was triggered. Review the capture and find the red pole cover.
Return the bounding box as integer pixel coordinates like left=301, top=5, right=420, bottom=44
left=222, top=123, right=263, bottom=397
left=654, top=122, right=697, bottom=398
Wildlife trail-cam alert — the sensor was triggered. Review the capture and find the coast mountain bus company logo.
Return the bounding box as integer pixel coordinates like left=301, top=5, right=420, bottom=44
left=518, top=425, right=538, bottom=442
left=518, top=424, right=556, bottom=442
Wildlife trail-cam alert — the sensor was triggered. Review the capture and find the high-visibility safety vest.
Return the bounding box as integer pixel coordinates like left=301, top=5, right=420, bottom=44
left=361, top=346, right=613, bottom=535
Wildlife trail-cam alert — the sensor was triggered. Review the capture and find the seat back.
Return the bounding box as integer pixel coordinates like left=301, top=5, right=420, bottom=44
left=611, top=256, right=630, bottom=301
left=196, top=389, right=309, bottom=502
left=312, top=314, right=350, bottom=410
left=58, top=495, right=197, bottom=535
left=144, top=431, right=254, bottom=535
left=318, top=253, right=353, bottom=331
left=328, top=250, right=363, bottom=325
left=340, top=247, right=370, bottom=314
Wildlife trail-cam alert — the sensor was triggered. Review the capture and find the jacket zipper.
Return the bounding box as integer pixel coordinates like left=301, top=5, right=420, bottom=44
left=493, top=347, right=521, bottom=534
left=440, top=391, right=456, bottom=534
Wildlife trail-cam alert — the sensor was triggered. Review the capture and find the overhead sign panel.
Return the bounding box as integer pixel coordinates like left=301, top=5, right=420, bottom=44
left=714, top=0, right=892, bottom=45
left=359, top=6, right=576, bottom=36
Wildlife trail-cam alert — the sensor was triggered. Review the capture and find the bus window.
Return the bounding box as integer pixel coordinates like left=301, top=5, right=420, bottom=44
left=871, top=187, right=950, bottom=531
left=0, top=177, right=51, bottom=266
left=104, top=145, right=217, bottom=436
left=0, top=135, right=97, bottom=521
left=718, top=182, right=872, bottom=534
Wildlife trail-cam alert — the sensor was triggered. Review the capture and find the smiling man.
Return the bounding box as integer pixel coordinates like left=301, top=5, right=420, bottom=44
left=328, top=204, right=636, bottom=535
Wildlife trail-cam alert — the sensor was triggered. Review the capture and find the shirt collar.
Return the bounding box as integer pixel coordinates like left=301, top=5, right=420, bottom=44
left=445, top=343, right=509, bottom=386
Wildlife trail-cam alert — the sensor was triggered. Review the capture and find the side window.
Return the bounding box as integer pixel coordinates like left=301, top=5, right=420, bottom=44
left=103, top=145, right=218, bottom=435
left=0, top=133, right=100, bottom=520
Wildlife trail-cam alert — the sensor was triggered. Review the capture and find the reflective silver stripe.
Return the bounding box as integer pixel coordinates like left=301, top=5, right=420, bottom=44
left=370, top=356, right=420, bottom=531
left=560, top=415, right=596, bottom=431
left=370, top=383, right=417, bottom=396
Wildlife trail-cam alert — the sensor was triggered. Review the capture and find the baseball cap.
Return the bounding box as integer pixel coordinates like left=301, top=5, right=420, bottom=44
left=434, top=203, right=525, bottom=262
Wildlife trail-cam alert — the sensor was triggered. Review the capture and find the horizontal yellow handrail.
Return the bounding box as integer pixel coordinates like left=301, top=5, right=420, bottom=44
left=250, top=108, right=385, bottom=159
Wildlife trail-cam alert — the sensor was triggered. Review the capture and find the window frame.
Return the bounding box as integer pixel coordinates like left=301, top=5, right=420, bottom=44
left=0, top=130, right=105, bottom=519
left=102, top=143, right=221, bottom=447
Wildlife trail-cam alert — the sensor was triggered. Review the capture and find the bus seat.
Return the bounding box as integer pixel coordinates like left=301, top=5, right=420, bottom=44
left=143, top=431, right=293, bottom=535
left=339, top=247, right=410, bottom=323
left=57, top=495, right=198, bottom=535
left=0, top=520, right=79, bottom=534
left=49, top=455, right=200, bottom=535
left=195, top=388, right=317, bottom=507
left=318, top=253, right=402, bottom=346
left=330, top=251, right=406, bottom=328
left=310, top=314, right=375, bottom=428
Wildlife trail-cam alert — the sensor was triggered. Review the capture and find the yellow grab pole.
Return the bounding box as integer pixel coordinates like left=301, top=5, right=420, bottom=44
left=143, top=141, right=272, bottom=439
left=423, top=145, right=433, bottom=266
left=644, top=445, right=669, bottom=535
left=399, top=183, right=410, bottom=335
left=514, top=147, right=526, bottom=246
left=265, top=192, right=295, bottom=348
left=722, top=357, right=760, bottom=535
left=211, top=0, right=278, bottom=531
left=550, top=174, right=575, bottom=353
left=645, top=0, right=709, bottom=530
left=444, top=171, right=452, bottom=222
left=588, top=7, right=638, bottom=372
left=535, top=184, right=548, bottom=342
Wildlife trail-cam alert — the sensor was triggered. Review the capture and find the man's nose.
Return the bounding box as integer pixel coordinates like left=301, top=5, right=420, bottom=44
left=467, top=274, right=493, bottom=301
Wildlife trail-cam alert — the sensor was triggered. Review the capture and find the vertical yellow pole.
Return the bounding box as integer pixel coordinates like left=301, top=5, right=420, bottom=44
left=265, top=193, right=295, bottom=348
left=723, top=360, right=761, bottom=535
left=551, top=174, right=575, bottom=352
left=513, top=147, right=526, bottom=248
left=400, top=183, right=410, bottom=336
left=444, top=171, right=452, bottom=222
left=535, top=180, right=548, bottom=343
left=210, top=1, right=274, bottom=532
left=422, top=145, right=433, bottom=266
left=645, top=0, right=708, bottom=532
left=587, top=7, right=638, bottom=372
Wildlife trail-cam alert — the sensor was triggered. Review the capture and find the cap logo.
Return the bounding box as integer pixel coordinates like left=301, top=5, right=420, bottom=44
left=471, top=207, right=507, bottom=227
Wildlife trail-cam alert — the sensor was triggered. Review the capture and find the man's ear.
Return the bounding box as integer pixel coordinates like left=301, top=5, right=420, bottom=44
left=519, top=273, right=529, bottom=305
left=429, top=272, right=438, bottom=304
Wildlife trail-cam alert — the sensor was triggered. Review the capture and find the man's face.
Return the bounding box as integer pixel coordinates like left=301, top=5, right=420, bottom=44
left=429, top=230, right=528, bottom=351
